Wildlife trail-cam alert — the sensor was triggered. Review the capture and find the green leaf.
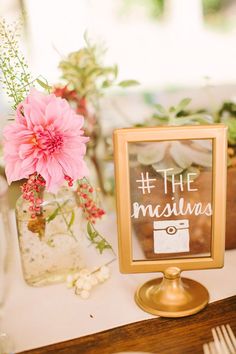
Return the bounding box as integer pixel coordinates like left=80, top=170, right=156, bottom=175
left=85, top=67, right=103, bottom=78
left=102, top=80, right=112, bottom=88
left=46, top=207, right=60, bottom=223
left=101, top=66, right=117, bottom=75
left=96, top=240, right=112, bottom=254
left=154, top=103, right=166, bottom=115
left=113, top=64, right=118, bottom=79
left=36, top=78, right=51, bottom=92
left=143, top=92, right=155, bottom=105
left=87, top=222, right=97, bottom=241
left=87, top=222, right=93, bottom=237
left=118, top=80, right=140, bottom=88
left=175, top=98, right=191, bottom=114
left=223, top=117, right=236, bottom=145
left=68, top=210, right=75, bottom=228
left=152, top=114, right=168, bottom=122
left=96, top=240, right=105, bottom=253
left=175, top=114, right=213, bottom=126
left=46, top=200, right=68, bottom=223
left=86, top=222, right=114, bottom=255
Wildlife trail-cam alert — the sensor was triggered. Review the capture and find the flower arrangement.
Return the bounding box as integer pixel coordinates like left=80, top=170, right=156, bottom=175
left=0, top=19, right=113, bottom=288
left=217, top=100, right=236, bottom=149
left=56, top=33, right=138, bottom=121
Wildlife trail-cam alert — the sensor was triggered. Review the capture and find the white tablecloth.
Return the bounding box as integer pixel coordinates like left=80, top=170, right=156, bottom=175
left=0, top=212, right=236, bottom=353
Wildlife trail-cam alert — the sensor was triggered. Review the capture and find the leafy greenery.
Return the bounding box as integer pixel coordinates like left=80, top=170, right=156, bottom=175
left=120, top=0, right=164, bottom=20
left=118, top=79, right=140, bottom=88
left=0, top=19, right=31, bottom=108
left=58, top=32, right=139, bottom=105
left=219, top=101, right=236, bottom=118
left=0, top=20, right=112, bottom=254
left=143, top=98, right=236, bottom=148
left=138, top=97, right=236, bottom=168
left=57, top=33, right=139, bottom=196
left=47, top=198, right=76, bottom=239
left=0, top=19, right=52, bottom=109
left=147, top=98, right=213, bottom=127
left=120, top=0, right=224, bottom=20
left=68, top=210, right=75, bottom=228
left=217, top=101, right=236, bottom=145
left=202, top=0, right=222, bottom=15
left=46, top=200, right=69, bottom=223
left=87, top=222, right=114, bottom=254
left=224, top=118, right=236, bottom=145
left=36, top=78, right=51, bottom=93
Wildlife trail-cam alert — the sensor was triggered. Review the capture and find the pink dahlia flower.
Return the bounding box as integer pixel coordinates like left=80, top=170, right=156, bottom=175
left=3, top=89, right=89, bottom=192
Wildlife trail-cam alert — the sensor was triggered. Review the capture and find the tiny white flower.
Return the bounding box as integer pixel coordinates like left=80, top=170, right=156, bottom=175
left=95, top=273, right=102, bottom=282
left=90, top=275, right=98, bottom=286
left=80, top=290, right=90, bottom=299
left=68, top=265, right=111, bottom=298
left=96, top=265, right=110, bottom=282
left=100, top=266, right=110, bottom=277
left=86, top=274, right=93, bottom=281
left=83, top=281, right=92, bottom=291
left=75, top=278, right=85, bottom=289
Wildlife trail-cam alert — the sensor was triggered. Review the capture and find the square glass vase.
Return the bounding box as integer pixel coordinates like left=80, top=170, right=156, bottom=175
left=15, top=187, right=84, bottom=286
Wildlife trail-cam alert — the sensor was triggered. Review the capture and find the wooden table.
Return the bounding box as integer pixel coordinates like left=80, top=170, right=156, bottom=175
left=20, top=296, right=236, bottom=354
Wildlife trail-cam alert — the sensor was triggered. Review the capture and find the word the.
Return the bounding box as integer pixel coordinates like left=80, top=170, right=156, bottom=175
left=136, top=168, right=198, bottom=195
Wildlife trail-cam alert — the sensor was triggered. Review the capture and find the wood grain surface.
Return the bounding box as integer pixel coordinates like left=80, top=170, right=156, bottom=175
left=20, top=295, right=236, bottom=354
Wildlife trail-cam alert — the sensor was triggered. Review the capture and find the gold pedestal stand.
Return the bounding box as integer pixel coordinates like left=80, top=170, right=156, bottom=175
left=135, top=267, right=209, bottom=317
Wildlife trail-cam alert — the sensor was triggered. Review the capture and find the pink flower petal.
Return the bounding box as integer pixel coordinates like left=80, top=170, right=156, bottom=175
left=3, top=88, right=89, bottom=191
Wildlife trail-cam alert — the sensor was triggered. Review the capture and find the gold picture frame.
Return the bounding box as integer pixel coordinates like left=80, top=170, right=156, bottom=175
left=113, top=125, right=227, bottom=274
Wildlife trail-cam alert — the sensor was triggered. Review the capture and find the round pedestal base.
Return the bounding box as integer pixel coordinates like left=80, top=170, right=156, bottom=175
left=135, top=275, right=209, bottom=318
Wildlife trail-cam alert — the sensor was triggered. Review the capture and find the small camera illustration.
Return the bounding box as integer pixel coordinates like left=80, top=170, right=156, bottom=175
left=153, top=219, right=190, bottom=254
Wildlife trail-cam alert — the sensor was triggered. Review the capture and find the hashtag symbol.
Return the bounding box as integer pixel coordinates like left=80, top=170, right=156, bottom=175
left=136, top=172, right=156, bottom=194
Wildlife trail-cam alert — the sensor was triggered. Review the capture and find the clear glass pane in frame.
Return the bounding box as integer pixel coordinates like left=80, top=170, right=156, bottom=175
left=128, top=139, right=213, bottom=261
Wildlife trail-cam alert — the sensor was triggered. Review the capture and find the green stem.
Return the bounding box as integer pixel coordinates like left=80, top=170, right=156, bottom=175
left=88, top=221, right=115, bottom=256
left=3, top=23, right=30, bottom=87
left=0, top=56, right=19, bottom=105
left=53, top=197, right=77, bottom=240
left=91, top=258, right=116, bottom=274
